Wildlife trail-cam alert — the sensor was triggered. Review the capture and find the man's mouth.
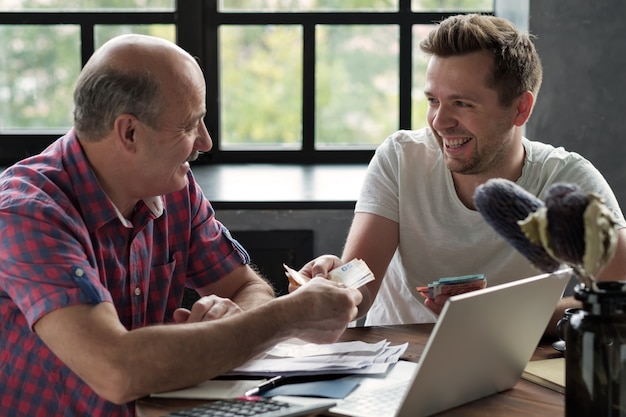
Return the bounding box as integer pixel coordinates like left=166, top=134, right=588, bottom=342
left=186, top=151, right=201, bottom=162
left=444, top=137, right=472, bottom=149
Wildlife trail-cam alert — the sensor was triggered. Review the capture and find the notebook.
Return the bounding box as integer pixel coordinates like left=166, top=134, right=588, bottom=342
left=323, top=269, right=570, bottom=417
left=521, top=357, right=565, bottom=393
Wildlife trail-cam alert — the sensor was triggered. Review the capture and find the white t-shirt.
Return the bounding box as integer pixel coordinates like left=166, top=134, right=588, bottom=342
left=358, top=128, right=626, bottom=326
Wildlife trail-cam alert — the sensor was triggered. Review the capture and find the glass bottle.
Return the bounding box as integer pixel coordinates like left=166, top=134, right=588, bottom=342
left=565, top=281, right=626, bottom=417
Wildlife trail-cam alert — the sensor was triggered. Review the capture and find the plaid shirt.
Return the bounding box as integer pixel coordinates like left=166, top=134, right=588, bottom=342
left=0, top=130, right=249, bottom=416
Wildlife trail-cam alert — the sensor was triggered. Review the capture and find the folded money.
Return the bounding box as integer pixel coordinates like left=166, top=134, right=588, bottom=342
left=416, top=274, right=487, bottom=299
left=283, top=258, right=375, bottom=289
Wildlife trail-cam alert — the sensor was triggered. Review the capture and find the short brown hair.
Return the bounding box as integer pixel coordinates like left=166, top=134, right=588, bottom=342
left=420, top=14, right=543, bottom=107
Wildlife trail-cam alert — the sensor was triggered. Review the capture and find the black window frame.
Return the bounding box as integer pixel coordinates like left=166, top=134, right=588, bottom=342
left=0, top=0, right=493, bottom=166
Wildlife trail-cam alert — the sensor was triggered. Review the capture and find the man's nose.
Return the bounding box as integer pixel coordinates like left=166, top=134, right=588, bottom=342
left=430, top=104, right=457, bottom=131
left=197, top=119, right=212, bottom=152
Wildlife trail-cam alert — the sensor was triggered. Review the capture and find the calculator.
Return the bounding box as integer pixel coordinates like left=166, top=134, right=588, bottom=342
left=165, top=396, right=336, bottom=417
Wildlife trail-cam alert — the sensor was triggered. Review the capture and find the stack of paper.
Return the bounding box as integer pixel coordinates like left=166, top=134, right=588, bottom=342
left=226, top=339, right=408, bottom=377
left=152, top=339, right=407, bottom=400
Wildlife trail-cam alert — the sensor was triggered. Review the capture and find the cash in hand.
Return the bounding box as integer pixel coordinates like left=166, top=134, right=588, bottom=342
left=283, top=258, right=375, bottom=289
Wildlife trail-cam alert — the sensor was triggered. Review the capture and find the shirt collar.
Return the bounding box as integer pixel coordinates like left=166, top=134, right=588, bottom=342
left=64, top=130, right=165, bottom=229
left=109, top=196, right=164, bottom=227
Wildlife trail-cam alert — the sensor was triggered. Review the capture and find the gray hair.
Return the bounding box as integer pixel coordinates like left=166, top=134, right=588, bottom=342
left=73, top=68, right=164, bottom=141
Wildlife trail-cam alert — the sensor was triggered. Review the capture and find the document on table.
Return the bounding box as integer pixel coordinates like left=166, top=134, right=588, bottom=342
left=225, top=339, right=408, bottom=377
left=151, top=339, right=407, bottom=400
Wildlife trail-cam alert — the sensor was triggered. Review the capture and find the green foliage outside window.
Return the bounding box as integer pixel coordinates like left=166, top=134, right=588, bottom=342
left=0, top=0, right=174, bottom=131
left=4, top=0, right=173, bottom=11
left=0, top=24, right=80, bottom=130
left=220, top=25, right=303, bottom=148
left=1, top=0, right=493, bottom=150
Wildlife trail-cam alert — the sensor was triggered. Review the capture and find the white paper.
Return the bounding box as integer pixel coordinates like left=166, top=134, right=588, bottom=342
left=265, top=339, right=388, bottom=357
left=225, top=339, right=408, bottom=377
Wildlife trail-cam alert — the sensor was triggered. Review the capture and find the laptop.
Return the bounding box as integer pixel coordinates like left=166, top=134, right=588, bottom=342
left=323, top=269, right=570, bottom=417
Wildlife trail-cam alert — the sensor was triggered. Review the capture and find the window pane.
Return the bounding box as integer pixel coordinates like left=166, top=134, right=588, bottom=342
left=94, top=24, right=176, bottom=49
left=0, top=25, right=80, bottom=131
left=220, top=0, right=397, bottom=12
left=412, top=24, right=437, bottom=130
left=3, top=0, right=174, bottom=11
left=412, top=0, right=493, bottom=12
left=316, top=25, right=398, bottom=148
left=220, top=25, right=303, bottom=149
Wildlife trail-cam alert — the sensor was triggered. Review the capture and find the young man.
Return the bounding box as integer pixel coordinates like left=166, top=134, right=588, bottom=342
left=0, top=34, right=362, bottom=416
left=298, top=14, right=626, bottom=329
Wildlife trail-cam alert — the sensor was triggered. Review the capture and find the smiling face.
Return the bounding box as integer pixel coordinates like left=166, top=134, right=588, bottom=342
left=133, top=57, right=212, bottom=197
left=424, top=51, right=524, bottom=177
left=76, top=35, right=215, bottom=216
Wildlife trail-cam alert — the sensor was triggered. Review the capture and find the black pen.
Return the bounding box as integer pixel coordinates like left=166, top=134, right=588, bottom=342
left=244, top=375, right=285, bottom=397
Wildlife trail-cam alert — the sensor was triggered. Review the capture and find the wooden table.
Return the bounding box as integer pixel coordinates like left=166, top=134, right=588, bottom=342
left=137, top=323, right=565, bottom=417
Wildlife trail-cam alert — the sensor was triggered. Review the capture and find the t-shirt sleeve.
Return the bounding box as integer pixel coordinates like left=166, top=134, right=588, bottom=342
left=355, top=133, right=401, bottom=223
left=528, top=146, right=626, bottom=228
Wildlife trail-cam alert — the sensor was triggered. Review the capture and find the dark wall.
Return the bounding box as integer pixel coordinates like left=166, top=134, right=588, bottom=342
left=526, top=0, right=626, bottom=207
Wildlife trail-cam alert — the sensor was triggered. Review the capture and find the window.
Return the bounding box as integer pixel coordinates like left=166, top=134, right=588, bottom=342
left=0, top=0, right=493, bottom=166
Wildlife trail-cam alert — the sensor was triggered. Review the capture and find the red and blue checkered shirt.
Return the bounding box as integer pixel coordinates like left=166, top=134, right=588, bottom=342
left=0, top=130, right=249, bottom=416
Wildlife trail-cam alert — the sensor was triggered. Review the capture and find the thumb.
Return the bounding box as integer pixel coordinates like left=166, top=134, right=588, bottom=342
left=172, top=308, right=191, bottom=323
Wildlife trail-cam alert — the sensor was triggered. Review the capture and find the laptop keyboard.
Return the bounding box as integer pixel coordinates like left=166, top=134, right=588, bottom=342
left=165, top=397, right=301, bottom=417
left=332, top=381, right=408, bottom=417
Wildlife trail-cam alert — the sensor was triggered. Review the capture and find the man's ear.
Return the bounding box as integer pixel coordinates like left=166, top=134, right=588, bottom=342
left=513, top=91, right=535, bottom=127
left=113, top=114, right=139, bottom=153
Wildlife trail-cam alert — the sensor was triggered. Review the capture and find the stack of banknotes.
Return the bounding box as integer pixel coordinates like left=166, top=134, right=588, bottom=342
left=283, top=258, right=375, bottom=289
left=416, top=274, right=487, bottom=299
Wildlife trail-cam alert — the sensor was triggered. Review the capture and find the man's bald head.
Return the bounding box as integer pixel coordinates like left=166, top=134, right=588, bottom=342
left=73, top=34, right=201, bottom=141
left=88, top=34, right=197, bottom=74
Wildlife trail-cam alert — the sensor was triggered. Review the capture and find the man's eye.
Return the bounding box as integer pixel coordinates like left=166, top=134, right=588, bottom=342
left=184, top=122, right=199, bottom=132
left=193, top=119, right=204, bottom=131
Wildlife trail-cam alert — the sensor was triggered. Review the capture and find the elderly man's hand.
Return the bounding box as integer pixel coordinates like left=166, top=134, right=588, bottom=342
left=172, top=295, right=243, bottom=323
left=282, top=277, right=363, bottom=344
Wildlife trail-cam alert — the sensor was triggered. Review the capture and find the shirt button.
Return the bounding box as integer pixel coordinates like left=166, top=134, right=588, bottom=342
left=134, top=287, right=141, bottom=296
left=75, top=268, right=84, bottom=277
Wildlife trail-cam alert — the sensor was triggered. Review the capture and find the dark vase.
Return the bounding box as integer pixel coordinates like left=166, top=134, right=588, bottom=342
left=565, top=281, right=626, bottom=416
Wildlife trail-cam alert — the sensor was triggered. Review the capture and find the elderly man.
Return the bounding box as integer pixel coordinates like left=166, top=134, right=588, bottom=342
left=0, top=34, right=362, bottom=416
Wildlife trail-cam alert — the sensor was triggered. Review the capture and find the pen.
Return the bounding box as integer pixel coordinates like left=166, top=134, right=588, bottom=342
left=244, top=375, right=284, bottom=397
